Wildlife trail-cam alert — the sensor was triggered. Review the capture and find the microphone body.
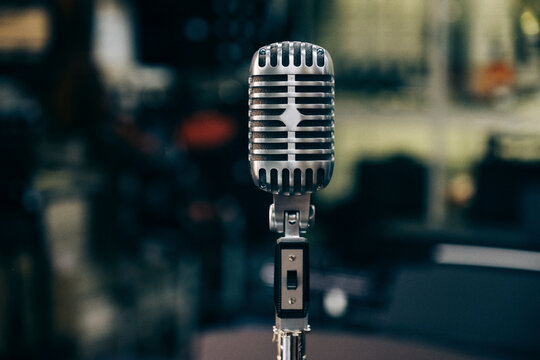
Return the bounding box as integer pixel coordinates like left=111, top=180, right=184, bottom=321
left=248, top=41, right=335, bottom=196
left=248, top=41, right=335, bottom=360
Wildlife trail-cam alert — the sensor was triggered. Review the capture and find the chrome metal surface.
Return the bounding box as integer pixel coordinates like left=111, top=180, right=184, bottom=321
left=273, top=327, right=308, bottom=360
left=248, top=41, right=335, bottom=195
left=275, top=318, right=310, bottom=332
left=280, top=247, right=304, bottom=311
left=269, top=194, right=314, bottom=233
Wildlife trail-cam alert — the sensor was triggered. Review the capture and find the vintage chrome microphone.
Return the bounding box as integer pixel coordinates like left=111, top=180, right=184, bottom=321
left=248, top=41, right=335, bottom=360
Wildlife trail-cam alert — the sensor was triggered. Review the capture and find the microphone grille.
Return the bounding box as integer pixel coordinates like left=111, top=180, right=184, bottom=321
left=248, top=42, right=335, bottom=195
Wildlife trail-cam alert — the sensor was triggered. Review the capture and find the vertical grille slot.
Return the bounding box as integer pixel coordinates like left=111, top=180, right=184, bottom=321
left=293, top=42, right=301, bottom=66
left=317, top=48, right=325, bottom=66
left=305, top=44, right=313, bottom=66
left=270, top=45, right=278, bottom=66
left=294, top=169, right=301, bottom=193
left=317, top=169, right=325, bottom=187
left=258, top=49, right=266, bottom=67
left=282, top=169, right=290, bottom=193
left=259, top=169, right=267, bottom=189
left=270, top=169, right=278, bottom=192
left=305, top=169, right=314, bottom=191
left=282, top=42, right=289, bottom=66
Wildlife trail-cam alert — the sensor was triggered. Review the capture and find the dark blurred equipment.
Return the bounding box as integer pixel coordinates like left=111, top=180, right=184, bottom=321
left=0, top=78, right=51, bottom=359
left=325, top=155, right=427, bottom=266
left=248, top=41, right=335, bottom=360
left=1, top=1, right=105, bottom=359
left=471, top=135, right=540, bottom=247
left=356, top=156, right=427, bottom=221
left=0, top=79, right=41, bottom=206
left=135, top=0, right=291, bottom=68
left=386, top=263, right=540, bottom=357
left=0, top=0, right=102, bottom=136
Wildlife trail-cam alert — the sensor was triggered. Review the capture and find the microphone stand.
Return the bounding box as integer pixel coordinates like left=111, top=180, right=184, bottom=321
left=269, top=193, right=314, bottom=360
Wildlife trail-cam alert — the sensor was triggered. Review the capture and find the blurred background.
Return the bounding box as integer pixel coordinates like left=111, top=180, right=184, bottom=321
left=1, top=0, right=540, bottom=359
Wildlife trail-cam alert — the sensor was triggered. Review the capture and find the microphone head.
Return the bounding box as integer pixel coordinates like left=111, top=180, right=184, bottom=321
left=248, top=41, right=335, bottom=195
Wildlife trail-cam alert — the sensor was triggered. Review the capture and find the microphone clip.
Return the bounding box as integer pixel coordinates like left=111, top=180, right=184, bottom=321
left=269, top=194, right=315, bottom=235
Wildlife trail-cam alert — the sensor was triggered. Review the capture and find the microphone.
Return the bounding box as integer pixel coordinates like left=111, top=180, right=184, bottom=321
left=248, top=41, right=335, bottom=197
left=248, top=41, right=335, bottom=360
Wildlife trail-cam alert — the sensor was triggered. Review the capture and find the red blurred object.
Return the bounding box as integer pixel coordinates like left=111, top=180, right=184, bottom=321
left=177, top=111, right=237, bottom=150
left=471, top=60, right=515, bottom=100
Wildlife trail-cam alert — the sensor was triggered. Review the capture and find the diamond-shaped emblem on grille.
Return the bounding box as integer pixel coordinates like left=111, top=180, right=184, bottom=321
left=282, top=104, right=302, bottom=130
